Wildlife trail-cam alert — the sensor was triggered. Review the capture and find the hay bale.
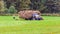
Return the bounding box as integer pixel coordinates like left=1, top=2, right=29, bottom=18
left=18, top=10, right=41, bottom=20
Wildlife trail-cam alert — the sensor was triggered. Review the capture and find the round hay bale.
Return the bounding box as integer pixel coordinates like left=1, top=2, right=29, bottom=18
left=18, top=10, right=41, bottom=20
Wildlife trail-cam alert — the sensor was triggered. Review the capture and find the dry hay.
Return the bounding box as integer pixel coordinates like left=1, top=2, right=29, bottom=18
left=18, top=10, right=41, bottom=19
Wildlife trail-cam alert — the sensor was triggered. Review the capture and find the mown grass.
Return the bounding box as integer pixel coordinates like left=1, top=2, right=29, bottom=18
left=0, top=16, right=60, bottom=34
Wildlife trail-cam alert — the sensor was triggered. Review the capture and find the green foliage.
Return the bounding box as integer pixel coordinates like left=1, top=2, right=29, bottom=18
left=30, top=0, right=46, bottom=11
left=4, top=8, right=8, bottom=13
left=1, top=0, right=60, bottom=13
left=41, top=0, right=46, bottom=3
left=8, top=6, right=17, bottom=14
left=20, top=0, right=31, bottom=10
left=0, top=0, right=5, bottom=12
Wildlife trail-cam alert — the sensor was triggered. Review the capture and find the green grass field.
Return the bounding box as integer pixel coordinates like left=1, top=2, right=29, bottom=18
left=0, top=16, right=60, bottom=34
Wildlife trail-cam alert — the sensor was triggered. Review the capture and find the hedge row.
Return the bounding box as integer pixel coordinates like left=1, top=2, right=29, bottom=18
left=41, top=13, right=60, bottom=16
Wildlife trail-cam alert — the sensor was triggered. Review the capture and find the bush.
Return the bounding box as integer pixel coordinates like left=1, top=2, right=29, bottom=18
left=8, top=5, right=17, bottom=14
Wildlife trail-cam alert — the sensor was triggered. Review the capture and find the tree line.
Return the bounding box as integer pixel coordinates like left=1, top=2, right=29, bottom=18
left=0, top=0, right=60, bottom=14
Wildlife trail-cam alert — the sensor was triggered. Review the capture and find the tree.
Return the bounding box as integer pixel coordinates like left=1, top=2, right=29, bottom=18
left=8, top=5, right=17, bottom=14
left=44, top=0, right=60, bottom=13
left=0, top=0, right=5, bottom=14
left=20, top=0, right=31, bottom=10
left=30, top=0, right=46, bottom=11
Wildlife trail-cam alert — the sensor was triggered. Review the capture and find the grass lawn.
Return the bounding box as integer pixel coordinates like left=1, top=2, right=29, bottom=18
left=0, top=16, right=60, bottom=34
